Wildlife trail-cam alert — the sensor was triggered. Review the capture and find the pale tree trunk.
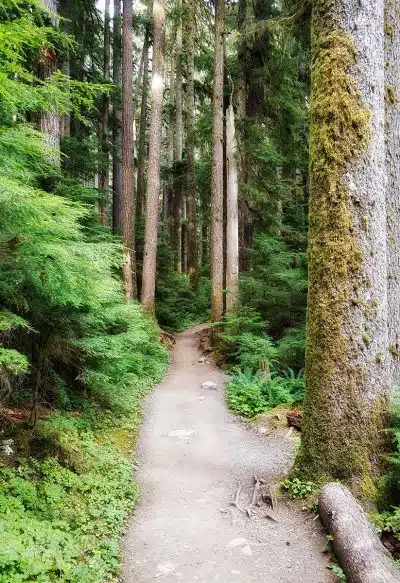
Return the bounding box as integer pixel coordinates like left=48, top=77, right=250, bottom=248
left=167, top=58, right=175, bottom=243
left=112, top=0, right=123, bottom=233
left=225, top=104, right=239, bottom=313
left=137, top=24, right=150, bottom=217
left=297, top=0, right=389, bottom=495
left=173, top=0, right=184, bottom=273
left=141, top=0, right=167, bottom=313
left=210, top=0, right=225, bottom=322
left=99, top=0, right=111, bottom=226
left=385, top=0, right=400, bottom=388
left=40, top=0, right=60, bottom=166
left=236, top=0, right=250, bottom=273
left=121, top=0, right=137, bottom=299
left=185, top=0, right=198, bottom=286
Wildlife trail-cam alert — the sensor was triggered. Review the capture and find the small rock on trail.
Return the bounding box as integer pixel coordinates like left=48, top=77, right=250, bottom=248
left=122, top=325, right=333, bottom=583
left=201, top=380, right=217, bottom=390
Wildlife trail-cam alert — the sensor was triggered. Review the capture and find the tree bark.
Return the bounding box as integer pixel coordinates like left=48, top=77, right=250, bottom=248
left=112, top=0, right=123, bottom=234
left=210, top=0, right=225, bottom=322
left=173, top=0, right=184, bottom=273
left=297, top=0, right=389, bottom=494
left=319, top=483, right=400, bottom=583
left=40, top=0, right=60, bottom=166
left=185, top=0, right=198, bottom=287
left=137, top=10, right=151, bottom=217
left=225, top=103, right=239, bottom=312
left=99, top=0, right=111, bottom=226
left=121, top=0, right=137, bottom=299
left=141, top=0, right=167, bottom=313
left=385, top=0, right=400, bottom=387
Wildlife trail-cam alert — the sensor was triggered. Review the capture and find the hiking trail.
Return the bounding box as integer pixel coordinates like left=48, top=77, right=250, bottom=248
left=122, top=326, right=333, bottom=583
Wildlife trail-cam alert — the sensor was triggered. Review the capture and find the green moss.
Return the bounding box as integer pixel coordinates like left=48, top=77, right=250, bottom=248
left=295, top=23, right=386, bottom=499
left=386, top=86, right=398, bottom=106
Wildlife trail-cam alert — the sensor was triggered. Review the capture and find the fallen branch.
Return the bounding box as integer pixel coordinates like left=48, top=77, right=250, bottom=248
left=319, top=483, right=400, bottom=583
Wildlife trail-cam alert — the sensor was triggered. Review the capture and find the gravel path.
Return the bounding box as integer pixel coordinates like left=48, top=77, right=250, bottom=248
left=122, top=326, right=333, bottom=583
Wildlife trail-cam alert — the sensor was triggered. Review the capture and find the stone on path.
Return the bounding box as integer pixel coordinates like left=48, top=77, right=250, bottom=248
left=201, top=381, right=217, bottom=390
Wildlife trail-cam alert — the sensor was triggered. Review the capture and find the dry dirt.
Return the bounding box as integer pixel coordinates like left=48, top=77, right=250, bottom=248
left=122, top=326, right=334, bottom=583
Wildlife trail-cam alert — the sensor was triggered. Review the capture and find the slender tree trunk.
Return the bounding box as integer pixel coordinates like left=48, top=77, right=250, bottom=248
left=141, top=0, right=167, bottom=313
left=173, top=0, right=184, bottom=273
left=236, top=0, right=250, bottom=273
left=210, top=0, right=225, bottom=322
left=297, top=0, right=389, bottom=495
left=225, top=104, right=239, bottom=312
left=185, top=0, right=198, bottom=286
left=40, top=0, right=60, bottom=166
left=121, top=0, right=137, bottom=299
left=137, top=25, right=150, bottom=217
left=167, top=58, right=175, bottom=244
left=112, top=0, right=123, bottom=233
left=99, top=0, right=111, bottom=225
left=386, top=0, right=400, bottom=387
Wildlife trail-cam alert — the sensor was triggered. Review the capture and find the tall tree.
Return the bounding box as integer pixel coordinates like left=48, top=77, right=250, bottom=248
left=225, top=103, right=239, bottom=312
left=99, top=0, right=111, bottom=225
left=39, top=0, right=60, bottom=165
left=298, top=0, right=389, bottom=493
left=210, top=0, right=225, bottom=322
left=137, top=21, right=151, bottom=216
left=141, top=0, right=167, bottom=313
left=121, top=0, right=137, bottom=299
left=112, top=0, right=123, bottom=233
left=185, top=0, right=198, bottom=286
left=172, top=0, right=184, bottom=273
left=386, top=0, right=400, bottom=386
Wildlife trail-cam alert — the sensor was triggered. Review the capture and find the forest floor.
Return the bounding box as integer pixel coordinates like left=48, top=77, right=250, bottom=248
left=122, top=326, right=334, bottom=583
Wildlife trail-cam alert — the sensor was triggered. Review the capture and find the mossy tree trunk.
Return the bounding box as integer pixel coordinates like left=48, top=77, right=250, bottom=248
left=141, top=0, right=167, bottom=313
left=297, top=0, right=389, bottom=497
left=210, top=0, right=225, bottom=322
left=385, top=0, right=400, bottom=387
left=225, top=103, right=239, bottom=313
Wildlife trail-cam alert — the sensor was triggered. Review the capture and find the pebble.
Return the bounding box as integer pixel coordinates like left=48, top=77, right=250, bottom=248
left=226, top=537, right=248, bottom=549
left=201, top=381, right=217, bottom=390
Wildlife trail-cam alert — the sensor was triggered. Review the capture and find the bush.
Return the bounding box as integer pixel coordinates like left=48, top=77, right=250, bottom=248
left=226, top=368, right=304, bottom=418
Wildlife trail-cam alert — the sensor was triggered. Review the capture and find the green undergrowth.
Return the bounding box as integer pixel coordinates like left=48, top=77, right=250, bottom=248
left=0, top=310, right=167, bottom=583
left=371, top=394, right=400, bottom=554
left=217, top=309, right=305, bottom=418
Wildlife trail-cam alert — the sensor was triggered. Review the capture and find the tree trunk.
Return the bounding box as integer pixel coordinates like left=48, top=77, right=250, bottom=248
left=137, top=12, right=151, bottom=216
left=225, top=104, right=239, bottom=312
left=112, top=0, right=123, bottom=234
left=319, top=483, right=400, bottom=583
left=385, top=0, right=400, bottom=387
left=297, top=0, right=389, bottom=494
left=185, top=0, right=198, bottom=287
left=167, top=57, right=175, bottom=245
left=99, top=0, right=111, bottom=226
left=40, top=0, right=60, bottom=166
left=210, top=0, right=225, bottom=322
left=141, top=0, right=167, bottom=313
left=173, top=0, right=184, bottom=273
left=121, top=0, right=137, bottom=299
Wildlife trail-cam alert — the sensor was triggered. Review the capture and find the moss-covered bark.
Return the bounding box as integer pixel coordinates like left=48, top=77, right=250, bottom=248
left=296, top=0, right=389, bottom=498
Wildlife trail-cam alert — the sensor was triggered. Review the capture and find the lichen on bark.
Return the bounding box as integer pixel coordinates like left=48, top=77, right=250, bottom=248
left=296, top=5, right=389, bottom=498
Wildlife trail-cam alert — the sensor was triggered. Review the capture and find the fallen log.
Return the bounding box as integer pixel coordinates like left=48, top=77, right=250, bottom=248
left=319, top=483, right=400, bottom=583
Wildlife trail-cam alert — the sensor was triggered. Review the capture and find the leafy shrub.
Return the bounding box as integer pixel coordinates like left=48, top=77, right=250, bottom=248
left=276, top=326, right=306, bottom=372
left=282, top=477, right=317, bottom=499
left=156, top=272, right=210, bottom=331
left=226, top=368, right=304, bottom=418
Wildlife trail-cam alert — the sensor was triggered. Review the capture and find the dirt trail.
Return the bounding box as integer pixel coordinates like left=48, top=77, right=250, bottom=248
left=122, top=326, right=333, bottom=583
